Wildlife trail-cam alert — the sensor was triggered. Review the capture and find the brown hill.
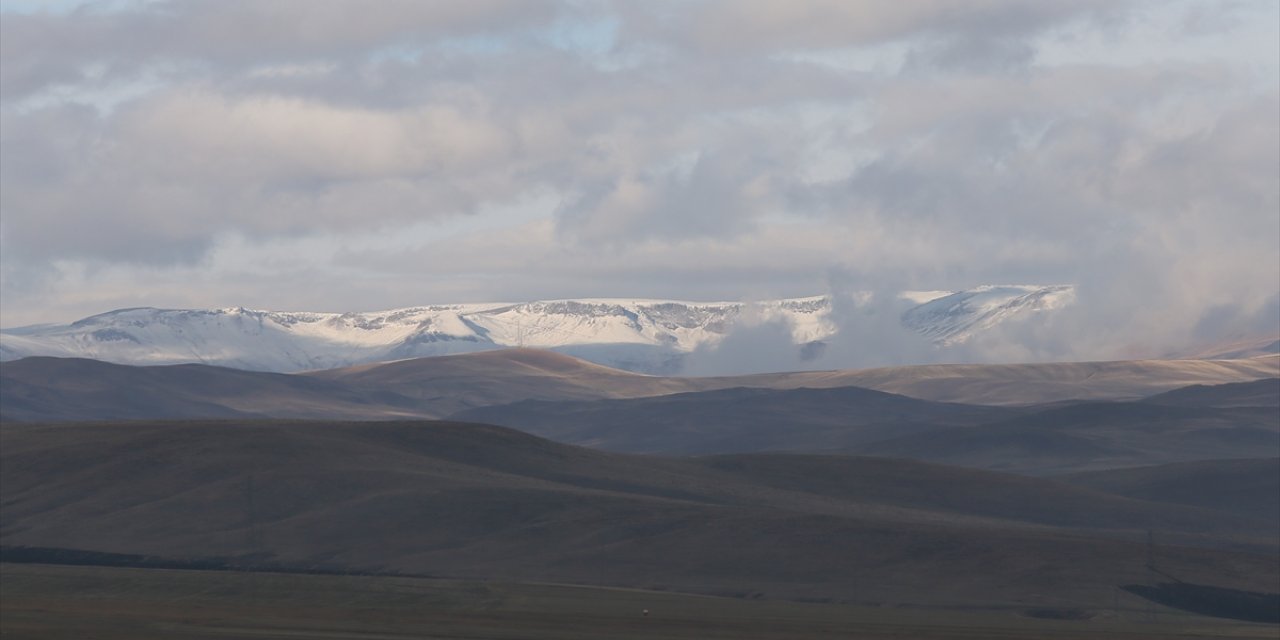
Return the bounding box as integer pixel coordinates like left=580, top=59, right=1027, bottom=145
left=728, top=356, right=1280, bottom=405
left=304, top=348, right=698, bottom=415
left=313, top=349, right=1280, bottom=407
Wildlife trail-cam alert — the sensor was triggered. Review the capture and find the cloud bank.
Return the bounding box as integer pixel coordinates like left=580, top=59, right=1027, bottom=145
left=1, top=0, right=1276, bottom=367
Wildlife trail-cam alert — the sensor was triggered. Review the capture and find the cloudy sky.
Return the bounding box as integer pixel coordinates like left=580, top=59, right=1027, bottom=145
left=1, top=0, right=1277, bottom=359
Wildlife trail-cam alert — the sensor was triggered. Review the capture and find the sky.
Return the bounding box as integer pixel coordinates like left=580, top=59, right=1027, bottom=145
left=1, top=0, right=1277, bottom=361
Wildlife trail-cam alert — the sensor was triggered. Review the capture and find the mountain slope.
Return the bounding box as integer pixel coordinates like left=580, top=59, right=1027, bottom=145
left=900, top=284, right=1074, bottom=345
left=0, top=287, right=1070, bottom=373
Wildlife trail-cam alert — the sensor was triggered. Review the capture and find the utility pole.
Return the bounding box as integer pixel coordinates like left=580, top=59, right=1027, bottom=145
left=1146, top=530, right=1157, bottom=623
left=246, top=470, right=262, bottom=607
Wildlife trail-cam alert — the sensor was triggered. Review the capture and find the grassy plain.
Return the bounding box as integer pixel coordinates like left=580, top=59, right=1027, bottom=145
left=3, top=563, right=1277, bottom=640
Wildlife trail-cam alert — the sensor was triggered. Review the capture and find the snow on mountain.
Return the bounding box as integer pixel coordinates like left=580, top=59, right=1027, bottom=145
left=0, top=286, right=1073, bottom=373
left=900, top=285, right=1076, bottom=345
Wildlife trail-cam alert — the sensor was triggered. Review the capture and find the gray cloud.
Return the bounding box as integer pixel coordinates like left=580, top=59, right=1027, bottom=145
left=0, top=1, right=559, bottom=100
left=1, top=0, right=1276, bottom=365
left=621, top=0, right=1123, bottom=56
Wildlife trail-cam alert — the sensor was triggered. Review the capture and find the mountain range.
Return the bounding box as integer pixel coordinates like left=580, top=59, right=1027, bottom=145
left=0, top=284, right=1075, bottom=373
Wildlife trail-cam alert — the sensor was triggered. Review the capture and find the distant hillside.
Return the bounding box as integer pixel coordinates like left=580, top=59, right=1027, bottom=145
left=2, top=419, right=1275, bottom=608
left=6, top=354, right=1279, bottom=481
left=449, top=378, right=1280, bottom=474
left=305, top=348, right=699, bottom=415
left=0, top=357, right=435, bottom=422
left=308, top=349, right=1280, bottom=407
left=733, top=356, right=1280, bottom=405
left=451, top=386, right=1018, bottom=454
left=4, top=350, right=1277, bottom=425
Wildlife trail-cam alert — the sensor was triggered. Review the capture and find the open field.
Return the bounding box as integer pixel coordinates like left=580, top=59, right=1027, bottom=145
left=3, top=563, right=1277, bottom=640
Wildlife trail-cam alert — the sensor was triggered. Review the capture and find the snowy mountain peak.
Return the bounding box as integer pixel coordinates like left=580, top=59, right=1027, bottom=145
left=1, top=286, right=1074, bottom=373
left=901, top=285, right=1075, bottom=345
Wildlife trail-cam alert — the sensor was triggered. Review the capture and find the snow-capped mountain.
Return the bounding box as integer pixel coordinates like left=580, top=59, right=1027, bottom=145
left=901, top=285, right=1076, bottom=345
left=0, top=286, right=1073, bottom=373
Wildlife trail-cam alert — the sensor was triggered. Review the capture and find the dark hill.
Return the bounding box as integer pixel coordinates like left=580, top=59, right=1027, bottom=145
left=2, top=419, right=1276, bottom=609
left=0, top=357, right=433, bottom=422
left=450, top=385, right=1016, bottom=454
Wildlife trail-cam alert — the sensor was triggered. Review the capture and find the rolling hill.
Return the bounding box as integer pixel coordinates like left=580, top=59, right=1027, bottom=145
left=449, top=380, right=1280, bottom=473
left=304, top=348, right=701, bottom=415
left=5, top=353, right=1277, bottom=480
left=4, top=349, right=1277, bottom=424
left=732, top=356, right=1280, bottom=405
left=2, top=419, right=1276, bottom=609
